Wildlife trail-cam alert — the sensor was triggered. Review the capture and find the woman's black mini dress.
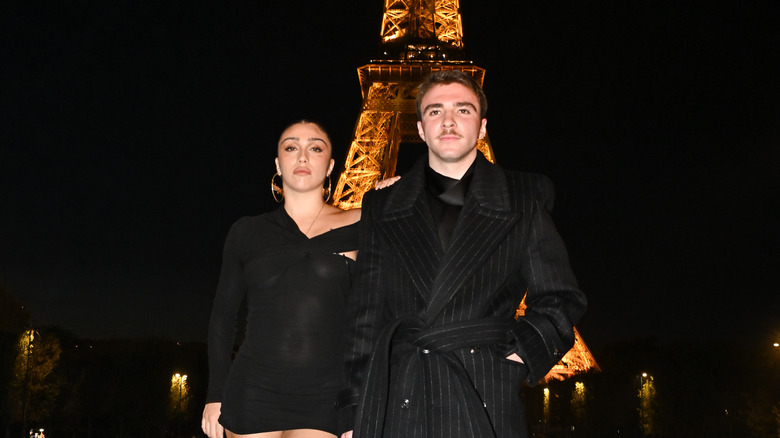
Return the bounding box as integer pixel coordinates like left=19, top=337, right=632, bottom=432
left=206, top=207, right=358, bottom=435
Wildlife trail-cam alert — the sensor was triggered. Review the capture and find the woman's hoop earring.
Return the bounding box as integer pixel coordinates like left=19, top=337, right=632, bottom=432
left=323, top=174, right=332, bottom=203
left=271, top=172, right=284, bottom=203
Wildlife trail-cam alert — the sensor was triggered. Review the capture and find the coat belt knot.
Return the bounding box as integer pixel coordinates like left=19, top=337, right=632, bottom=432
left=354, top=316, right=517, bottom=438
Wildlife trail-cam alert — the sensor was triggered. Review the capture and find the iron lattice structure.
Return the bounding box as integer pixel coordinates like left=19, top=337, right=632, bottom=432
left=333, top=65, right=494, bottom=210
left=380, top=0, right=464, bottom=53
left=334, top=0, right=598, bottom=383
left=332, top=0, right=494, bottom=210
left=516, top=298, right=600, bottom=383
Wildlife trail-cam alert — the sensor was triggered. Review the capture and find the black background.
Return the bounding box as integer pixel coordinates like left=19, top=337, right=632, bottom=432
left=3, top=1, right=779, bottom=350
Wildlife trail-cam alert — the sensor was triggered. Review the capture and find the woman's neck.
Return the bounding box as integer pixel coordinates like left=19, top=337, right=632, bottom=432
left=283, top=191, right=327, bottom=219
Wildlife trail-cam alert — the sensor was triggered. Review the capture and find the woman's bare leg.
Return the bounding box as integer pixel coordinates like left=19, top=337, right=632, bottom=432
left=282, top=430, right=336, bottom=438
left=226, top=429, right=335, bottom=438
left=226, top=430, right=282, bottom=438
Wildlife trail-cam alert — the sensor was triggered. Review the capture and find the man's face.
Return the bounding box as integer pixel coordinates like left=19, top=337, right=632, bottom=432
left=417, top=82, right=487, bottom=172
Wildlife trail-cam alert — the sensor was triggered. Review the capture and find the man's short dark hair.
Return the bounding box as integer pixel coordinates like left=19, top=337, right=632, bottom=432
left=416, top=70, right=488, bottom=120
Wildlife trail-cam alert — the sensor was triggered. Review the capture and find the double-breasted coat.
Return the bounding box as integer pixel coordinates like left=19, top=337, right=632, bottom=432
left=340, top=154, right=587, bottom=438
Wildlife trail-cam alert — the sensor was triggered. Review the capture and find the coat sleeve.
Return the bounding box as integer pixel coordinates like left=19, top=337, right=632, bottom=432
left=337, top=190, right=388, bottom=433
left=508, top=174, right=587, bottom=385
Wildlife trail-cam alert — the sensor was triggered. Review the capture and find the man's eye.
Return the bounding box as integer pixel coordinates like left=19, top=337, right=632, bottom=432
left=458, top=108, right=470, bottom=114
left=429, top=110, right=440, bottom=116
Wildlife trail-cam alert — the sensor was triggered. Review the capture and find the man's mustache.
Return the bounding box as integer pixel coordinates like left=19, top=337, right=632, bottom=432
left=437, top=129, right=462, bottom=138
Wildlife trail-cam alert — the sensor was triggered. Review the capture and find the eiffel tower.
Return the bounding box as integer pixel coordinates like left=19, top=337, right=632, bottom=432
left=334, top=0, right=598, bottom=383
left=332, top=0, right=494, bottom=209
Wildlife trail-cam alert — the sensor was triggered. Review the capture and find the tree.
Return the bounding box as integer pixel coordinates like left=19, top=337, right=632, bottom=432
left=0, top=285, right=31, bottom=438
left=169, top=373, right=191, bottom=418
left=7, top=330, right=62, bottom=431
left=638, top=374, right=657, bottom=437
left=169, top=373, right=191, bottom=437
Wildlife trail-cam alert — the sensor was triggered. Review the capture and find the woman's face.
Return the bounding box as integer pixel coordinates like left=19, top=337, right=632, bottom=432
left=275, top=123, right=335, bottom=195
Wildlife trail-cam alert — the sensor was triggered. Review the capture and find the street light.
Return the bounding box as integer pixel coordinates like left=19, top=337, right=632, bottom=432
left=20, top=329, right=37, bottom=438
left=173, top=373, right=188, bottom=413
left=639, top=373, right=648, bottom=438
left=172, top=373, right=188, bottom=437
left=638, top=372, right=657, bottom=437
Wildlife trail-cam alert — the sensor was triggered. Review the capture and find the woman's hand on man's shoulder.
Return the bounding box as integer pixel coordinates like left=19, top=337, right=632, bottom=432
left=374, top=175, right=401, bottom=190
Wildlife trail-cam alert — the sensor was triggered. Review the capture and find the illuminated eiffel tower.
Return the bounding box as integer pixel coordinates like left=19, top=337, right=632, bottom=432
left=516, top=298, right=600, bottom=382
left=332, top=0, right=494, bottom=209
left=334, top=0, right=598, bottom=382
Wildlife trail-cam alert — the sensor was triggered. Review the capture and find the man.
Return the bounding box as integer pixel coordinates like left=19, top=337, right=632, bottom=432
left=339, top=70, right=587, bottom=438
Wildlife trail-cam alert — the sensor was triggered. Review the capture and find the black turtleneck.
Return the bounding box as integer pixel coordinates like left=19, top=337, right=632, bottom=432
left=425, top=161, right=475, bottom=251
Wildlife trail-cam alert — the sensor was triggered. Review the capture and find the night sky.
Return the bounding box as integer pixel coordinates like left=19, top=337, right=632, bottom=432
left=3, top=2, right=778, bottom=351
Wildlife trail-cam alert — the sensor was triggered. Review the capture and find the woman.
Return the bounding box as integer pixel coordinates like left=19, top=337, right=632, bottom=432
left=202, top=121, right=361, bottom=438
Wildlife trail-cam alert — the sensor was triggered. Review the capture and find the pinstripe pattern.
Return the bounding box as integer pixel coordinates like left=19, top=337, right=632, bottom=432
left=340, top=154, right=586, bottom=437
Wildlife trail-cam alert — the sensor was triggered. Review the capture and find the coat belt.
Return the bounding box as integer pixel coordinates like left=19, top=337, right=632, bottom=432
left=354, top=316, right=517, bottom=438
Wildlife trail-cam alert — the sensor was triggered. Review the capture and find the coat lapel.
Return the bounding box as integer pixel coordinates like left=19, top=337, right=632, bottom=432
left=377, top=158, right=442, bottom=302
left=425, top=155, right=521, bottom=323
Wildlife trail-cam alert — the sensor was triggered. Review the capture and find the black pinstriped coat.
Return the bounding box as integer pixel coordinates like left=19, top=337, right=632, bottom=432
left=340, top=154, right=587, bottom=438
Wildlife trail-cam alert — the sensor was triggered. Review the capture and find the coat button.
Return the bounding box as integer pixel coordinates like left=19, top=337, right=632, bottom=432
left=470, top=346, right=480, bottom=354
left=401, top=399, right=410, bottom=409
left=421, top=349, right=430, bottom=354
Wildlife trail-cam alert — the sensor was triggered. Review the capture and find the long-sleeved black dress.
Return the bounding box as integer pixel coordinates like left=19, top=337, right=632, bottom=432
left=206, top=206, right=358, bottom=435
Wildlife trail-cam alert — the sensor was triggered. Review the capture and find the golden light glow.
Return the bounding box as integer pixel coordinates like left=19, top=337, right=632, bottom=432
left=639, top=373, right=657, bottom=436
left=380, top=0, right=463, bottom=49
left=19, top=330, right=35, bottom=354
left=170, top=372, right=190, bottom=415
left=572, top=382, right=587, bottom=424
